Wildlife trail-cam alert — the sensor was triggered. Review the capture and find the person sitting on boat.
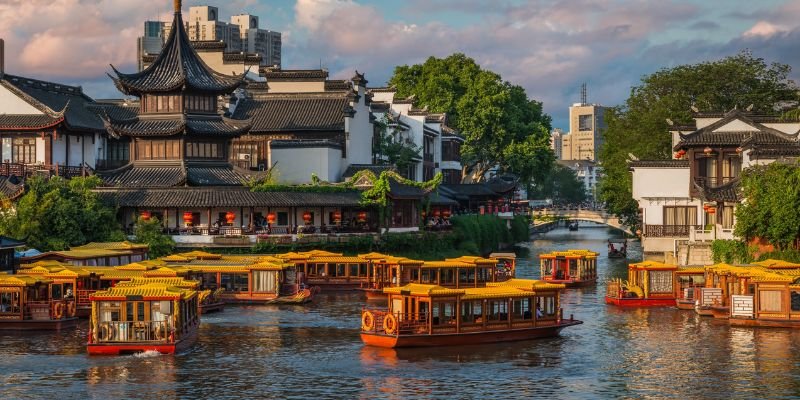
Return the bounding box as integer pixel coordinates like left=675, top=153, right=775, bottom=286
left=536, top=305, right=543, bottom=318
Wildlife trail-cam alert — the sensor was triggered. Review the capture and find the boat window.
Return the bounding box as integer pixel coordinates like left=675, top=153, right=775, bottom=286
left=421, top=269, right=435, bottom=284
left=487, top=300, right=508, bottom=321
left=759, top=290, right=783, bottom=312
left=349, top=264, right=359, bottom=277
left=477, top=268, right=490, bottom=283
left=253, top=270, right=277, bottom=293
left=410, top=268, right=419, bottom=282
left=440, top=269, right=454, bottom=285
left=542, top=259, right=552, bottom=276
left=335, top=264, right=346, bottom=277
left=0, top=291, right=20, bottom=314
left=391, top=297, right=403, bottom=315
left=458, top=269, right=472, bottom=285
left=792, top=291, right=800, bottom=312
left=151, top=301, right=166, bottom=322
left=202, top=273, right=218, bottom=289
left=51, top=284, right=63, bottom=300
left=513, top=298, right=532, bottom=320
left=360, top=263, right=368, bottom=276
left=649, top=271, right=673, bottom=293
left=568, top=260, right=577, bottom=277
left=137, top=302, right=145, bottom=321
left=221, top=273, right=248, bottom=292
left=100, top=301, right=120, bottom=322
left=537, top=296, right=556, bottom=317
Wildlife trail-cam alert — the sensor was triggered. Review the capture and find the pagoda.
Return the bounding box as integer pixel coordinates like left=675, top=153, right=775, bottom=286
left=99, top=0, right=253, bottom=187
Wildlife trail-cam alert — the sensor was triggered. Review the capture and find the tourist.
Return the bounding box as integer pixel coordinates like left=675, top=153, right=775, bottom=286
left=536, top=305, right=543, bottom=318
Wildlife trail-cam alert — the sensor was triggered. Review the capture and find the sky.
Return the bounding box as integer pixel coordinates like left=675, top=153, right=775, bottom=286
left=1, top=0, right=799, bottom=130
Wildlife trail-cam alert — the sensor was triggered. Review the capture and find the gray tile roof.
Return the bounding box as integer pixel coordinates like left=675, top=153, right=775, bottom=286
left=96, top=187, right=363, bottom=208
left=98, top=166, right=186, bottom=187
left=110, top=11, right=244, bottom=96
left=260, top=68, right=328, bottom=81
left=628, top=160, right=689, bottom=168
left=103, top=115, right=250, bottom=138
left=675, top=110, right=799, bottom=150
left=1, top=74, right=104, bottom=132
left=694, top=179, right=741, bottom=203
left=341, top=164, right=395, bottom=179
left=233, top=94, right=350, bottom=133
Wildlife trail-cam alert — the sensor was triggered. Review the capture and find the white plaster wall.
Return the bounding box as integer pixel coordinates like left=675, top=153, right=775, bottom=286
left=51, top=136, right=66, bottom=165
left=267, top=81, right=325, bottom=93
left=345, top=85, right=373, bottom=166
left=400, top=114, right=425, bottom=181
left=0, top=85, right=42, bottom=114
left=271, top=146, right=341, bottom=184
left=35, top=137, right=45, bottom=163
left=371, top=92, right=395, bottom=103
left=82, top=134, right=98, bottom=168
left=713, top=119, right=758, bottom=132
left=762, top=122, right=800, bottom=134
left=328, top=147, right=342, bottom=182
left=68, top=135, right=83, bottom=166
left=695, top=118, right=721, bottom=129
left=632, top=167, right=690, bottom=199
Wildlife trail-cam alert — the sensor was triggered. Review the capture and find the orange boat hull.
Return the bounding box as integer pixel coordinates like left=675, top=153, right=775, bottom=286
left=710, top=306, right=730, bottom=319
left=729, top=317, right=800, bottom=328
left=88, top=328, right=197, bottom=355
left=360, top=320, right=582, bottom=348
left=676, top=299, right=695, bottom=310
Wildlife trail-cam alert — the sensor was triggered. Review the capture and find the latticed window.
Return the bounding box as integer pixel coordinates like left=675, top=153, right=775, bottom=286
left=649, top=271, right=673, bottom=293
left=663, top=206, right=697, bottom=226
left=12, top=138, right=35, bottom=164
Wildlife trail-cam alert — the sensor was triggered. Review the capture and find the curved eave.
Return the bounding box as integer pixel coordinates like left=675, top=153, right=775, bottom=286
left=0, top=116, right=64, bottom=131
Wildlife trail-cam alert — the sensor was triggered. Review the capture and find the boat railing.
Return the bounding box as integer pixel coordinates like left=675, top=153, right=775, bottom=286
left=362, top=309, right=431, bottom=335
left=76, top=290, right=97, bottom=306
left=26, top=299, right=74, bottom=320
left=96, top=320, right=172, bottom=343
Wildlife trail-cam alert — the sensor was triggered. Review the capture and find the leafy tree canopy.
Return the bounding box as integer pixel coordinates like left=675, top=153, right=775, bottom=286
left=372, top=116, right=422, bottom=174
left=389, top=53, right=553, bottom=184
left=734, top=162, right=800, bottom=250
left=133, top=217, right=176, bottom=258
left=529, top=164, right=587, bottom=204
left=599, top=51, right=799, bottom=228
left=0, top=176, right=124, bottom=251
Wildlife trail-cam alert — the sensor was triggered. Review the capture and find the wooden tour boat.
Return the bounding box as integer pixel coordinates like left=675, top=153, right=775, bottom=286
left=88, top=283, right=199, bottom=355
left=605, top=261, right=678, bottom=307
left=0, top=275, right=79, bottom=330
left=539, top=250, right=598, bottom=287
left=568, top=221, right=579, bottom=231
left=607, top=239, right=627, bottom=258
left=360, top=279, right=582, bottom=348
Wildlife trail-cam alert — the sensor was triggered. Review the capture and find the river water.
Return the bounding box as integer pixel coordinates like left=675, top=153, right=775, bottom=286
left=2, top=226, right=800, bottom=399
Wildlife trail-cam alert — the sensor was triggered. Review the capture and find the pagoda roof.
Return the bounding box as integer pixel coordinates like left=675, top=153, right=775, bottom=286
left=109, top=9, right=245, bottom=96
left=102, top=112, right=250, bottom=139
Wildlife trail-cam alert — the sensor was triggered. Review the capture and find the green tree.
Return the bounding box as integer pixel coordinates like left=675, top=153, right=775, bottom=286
left=529, top=164, right=587, bottom=204
left=735, top=162, right=800, bottom=250
left=0, top=176, right=124, bottom=251
left=389, top=53, right=553, bottom=184
left=133, top=217, right=176, bottom=258
left=599, top=51, right=799, bottom=228
left=372, top=116, right=422, bottom=173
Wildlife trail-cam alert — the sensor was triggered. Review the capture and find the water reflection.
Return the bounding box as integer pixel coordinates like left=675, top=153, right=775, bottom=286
left=1, top=226, right=800, bottom=398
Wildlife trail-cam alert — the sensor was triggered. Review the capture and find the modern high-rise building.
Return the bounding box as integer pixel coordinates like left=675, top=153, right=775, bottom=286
left=559, top=103, right=607, bottom=161
left=550, top=128, right=564, bottom=160
left=230, top=14, right=282, bottom=67
left=136, top=5, right=281, bottom=72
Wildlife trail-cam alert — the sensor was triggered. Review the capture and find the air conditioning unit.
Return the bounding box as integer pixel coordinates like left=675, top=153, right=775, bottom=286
left=238, top=153, right=251, bottom=160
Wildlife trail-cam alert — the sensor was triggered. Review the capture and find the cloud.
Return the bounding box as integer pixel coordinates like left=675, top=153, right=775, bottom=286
left=743, top=21, right=784, bottom=38
left=689, top=21, right=720, bottom=31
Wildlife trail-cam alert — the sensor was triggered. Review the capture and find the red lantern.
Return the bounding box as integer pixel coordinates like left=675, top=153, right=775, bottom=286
left=707, top=207, right=716, bottom=214
left=433, top=208, right=441, bottom=218
left=357, top=211, right=367, bottom=223
left=267, top=212, right=276, bottom=224
left=442, top=209, right=451, bottom=219
left=333, top=211, right=342, bottom=223
left=303, top=211, right=312, bottom=224
left=140, top=211, right=151, bottom=221
left=225, top=212, right=235, bottom=224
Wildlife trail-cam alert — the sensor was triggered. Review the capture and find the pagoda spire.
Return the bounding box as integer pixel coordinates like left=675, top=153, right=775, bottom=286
left=174, top=0, right=182, bottom=13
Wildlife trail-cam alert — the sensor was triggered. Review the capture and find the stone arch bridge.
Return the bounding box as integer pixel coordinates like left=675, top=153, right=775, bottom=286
left=535, top=209, right=631, bottom=235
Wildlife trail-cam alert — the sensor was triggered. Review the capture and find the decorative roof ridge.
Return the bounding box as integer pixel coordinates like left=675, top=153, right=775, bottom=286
left=676, top=109, right=799, bottom=150
left=0, top=79, right=68, bottom=118
left=250, top=91, right=349, bottom=99
left=2, top=73, right=87, bottom=98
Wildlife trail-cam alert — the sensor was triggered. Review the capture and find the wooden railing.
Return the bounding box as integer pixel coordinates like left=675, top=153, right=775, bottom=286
left=0, top=162, right=91, bottom=179
left=26, top=299, right=74, bottom=320
left=645, top=225, right=701, bottom=237
left=693, top=176, right=737, bottom=188
left=96, top=320, right=172, bottom=342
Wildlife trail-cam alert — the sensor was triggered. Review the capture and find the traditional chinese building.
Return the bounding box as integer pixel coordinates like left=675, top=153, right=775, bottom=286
left=631, top=109, right=800, bottom=263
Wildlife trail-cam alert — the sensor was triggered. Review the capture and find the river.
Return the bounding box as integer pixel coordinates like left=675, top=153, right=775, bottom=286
left=2, top=226, right=800, bottom=399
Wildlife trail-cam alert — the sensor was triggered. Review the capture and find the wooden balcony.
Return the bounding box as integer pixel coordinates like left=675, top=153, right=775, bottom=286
left=644, top=225, right=701, bottom=238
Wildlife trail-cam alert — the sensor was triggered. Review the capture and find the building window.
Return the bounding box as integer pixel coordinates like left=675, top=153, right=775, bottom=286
left=185, top=141, right=224, bottom=159
left=136, top=139, right=181, bottom=160
left=663, top=206, right=697, bottom=226
left=106, top=139, right=130, bottom=164
left=12, top=138, right=36, bottom=164
left=277, top=212, right=289, bottom=226
left=578, top=115, right=593, bottom=131
left=722, top=206, right=735, bottom=229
